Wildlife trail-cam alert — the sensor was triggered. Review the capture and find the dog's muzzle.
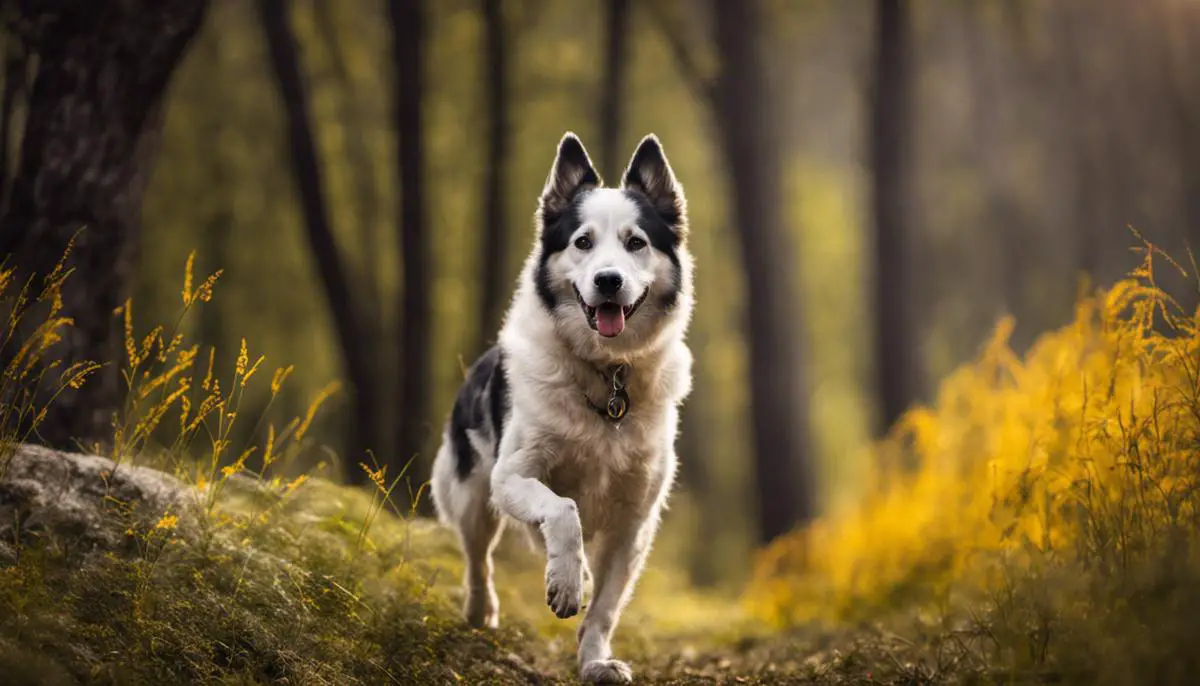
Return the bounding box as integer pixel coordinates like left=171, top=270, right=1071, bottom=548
left=574, top=286, right=648, bottom=338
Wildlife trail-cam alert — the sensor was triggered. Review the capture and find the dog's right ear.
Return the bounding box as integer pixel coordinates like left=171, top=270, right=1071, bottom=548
left=539, top=132, right=601, bottom=225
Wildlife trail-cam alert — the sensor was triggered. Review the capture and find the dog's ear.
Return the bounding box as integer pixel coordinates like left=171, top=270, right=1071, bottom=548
left=621, top=134, right=687, bottom=236
left=539, top=132, right=601, bottom=225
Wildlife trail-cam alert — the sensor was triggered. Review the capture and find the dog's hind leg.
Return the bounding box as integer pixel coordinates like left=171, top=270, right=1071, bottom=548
left=431, top=442, right=504, bottom=628
left=459, top=487, right=504, bottom=628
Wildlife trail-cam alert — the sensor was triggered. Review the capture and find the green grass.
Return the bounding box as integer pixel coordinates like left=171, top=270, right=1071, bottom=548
left=0, top=471, right=535, bottom=685
left=0, top=460, right=979, bottom=685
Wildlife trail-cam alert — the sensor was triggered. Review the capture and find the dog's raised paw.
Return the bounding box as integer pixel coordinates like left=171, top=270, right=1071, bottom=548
left=580, top=659, right=633, bottom=684
left=545, top=553, right=583, bottom=618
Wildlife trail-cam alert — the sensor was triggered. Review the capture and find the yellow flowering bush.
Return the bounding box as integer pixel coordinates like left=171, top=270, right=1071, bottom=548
left=748, top=237, right=1200, bottom=669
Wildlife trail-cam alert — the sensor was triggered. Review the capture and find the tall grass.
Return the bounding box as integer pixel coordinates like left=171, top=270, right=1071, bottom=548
left=0, top=246, right=539, bottom=684
left=748, top=236, right=1200, bottom=683
left=0, top=234, right=102, bottom=476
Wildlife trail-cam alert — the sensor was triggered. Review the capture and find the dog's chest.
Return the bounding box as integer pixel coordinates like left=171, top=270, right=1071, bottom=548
left=544, top=436, right=659, bottom=539
left=508, top=352, right=684, bottom=538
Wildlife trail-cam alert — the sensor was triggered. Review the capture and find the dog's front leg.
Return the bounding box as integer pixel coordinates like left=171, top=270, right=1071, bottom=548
left=490, top=450, right=585, bottom=618
left=576, top=518, right=656, bottom=684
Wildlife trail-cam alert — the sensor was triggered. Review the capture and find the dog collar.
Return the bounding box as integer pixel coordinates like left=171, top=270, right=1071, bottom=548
left=584, top=363, right=630, bottom=423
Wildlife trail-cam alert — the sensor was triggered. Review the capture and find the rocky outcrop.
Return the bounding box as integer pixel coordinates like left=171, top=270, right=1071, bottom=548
left=0, top=444, right=196, bottom=552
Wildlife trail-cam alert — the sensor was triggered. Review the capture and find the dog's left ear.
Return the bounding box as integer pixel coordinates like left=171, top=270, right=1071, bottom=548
left=622, top=134, right=687, bottom=237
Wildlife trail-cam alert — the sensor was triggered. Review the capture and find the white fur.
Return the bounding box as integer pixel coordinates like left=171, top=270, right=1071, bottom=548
left=431, top=134, right=693, bottom=684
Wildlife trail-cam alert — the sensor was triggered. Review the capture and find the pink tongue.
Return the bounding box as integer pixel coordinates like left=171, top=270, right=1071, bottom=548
left=595, top=304, right=626, bottom=337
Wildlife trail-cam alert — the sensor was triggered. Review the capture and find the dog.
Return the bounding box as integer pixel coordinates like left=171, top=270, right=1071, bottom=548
left=430, top=132, right=694, bottom=683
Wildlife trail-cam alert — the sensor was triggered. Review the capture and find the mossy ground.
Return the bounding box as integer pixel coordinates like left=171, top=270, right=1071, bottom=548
left=0, top=468, right=967, bottom=686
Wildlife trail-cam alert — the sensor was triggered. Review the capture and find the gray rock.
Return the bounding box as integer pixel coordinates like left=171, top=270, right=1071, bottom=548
left=0, top=444, right=196, bottom=550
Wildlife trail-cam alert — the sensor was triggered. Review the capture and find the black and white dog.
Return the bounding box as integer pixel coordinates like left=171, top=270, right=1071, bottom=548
left=430, top=132, right=694, bottom=683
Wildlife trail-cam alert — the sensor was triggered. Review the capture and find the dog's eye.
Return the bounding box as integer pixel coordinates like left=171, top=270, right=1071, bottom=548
left=574, top=236, right=593, bottom=250
left=626, top=237, right=647, bottom=252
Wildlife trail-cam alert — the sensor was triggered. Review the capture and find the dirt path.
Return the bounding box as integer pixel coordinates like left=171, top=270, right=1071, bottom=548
left=415, top=523, right=937, bottom=685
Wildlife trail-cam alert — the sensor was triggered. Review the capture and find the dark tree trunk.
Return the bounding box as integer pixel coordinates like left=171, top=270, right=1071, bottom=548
left=870, top=0, right=920, bottom=437
left=712, top=0, right=814, bottom=545
left=258, top=0, right=381, bottom=473
left=676, top=330, right=719, bottom=586
left=193, top=25, right=229, bottom=359
left=477, top=0, right=510, bottom=352
left=312, top=1, right=390, bottom=466
left=598, top=0, right=629, bottom=176
left=1052, top=4, right=1114, bottom=284
left=0, top=0, right=209, bottom=452
left=0, top=34, right=25, bottom=213
left=389, top=0, right=432, bottom=500
left=961, top=5, right=1019, bottom=324
left=1159, top=6, right=1200, bottom=271
left=313, top=1, right=383, bottom=316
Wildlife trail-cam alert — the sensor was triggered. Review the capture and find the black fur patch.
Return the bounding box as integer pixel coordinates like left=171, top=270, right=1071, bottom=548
left=534, top=190, right=591, bottom=311
left=623, top=188, right=683, bottom=311
left=449, top=346, right=510, bottom=479
left=488, top=349, right=509, bottom=447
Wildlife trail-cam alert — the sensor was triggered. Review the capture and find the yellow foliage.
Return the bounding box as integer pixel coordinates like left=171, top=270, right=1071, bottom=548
left=154, top=514, right=179, bottom=531
left=0, top=235, right=103, bottom=471
left=748, top=240, right=1200, bottom=627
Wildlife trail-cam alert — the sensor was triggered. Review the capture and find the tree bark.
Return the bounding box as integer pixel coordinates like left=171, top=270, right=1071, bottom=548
left=0, top=0, right=209, bottom=452
left=197, top=31, right=231, bottom=367
left=870, top=0, right=920, bottom=437
left=0, top=33, right=25, bottom=214
left=258, top=0, right=381, bottom=473
left=388, top=0, right=432, bottom=500
left=712, top=0, right=815, bottom=544
left=477, top=0, right=510, bottom=352
left=313, top=1, right=383, bottom=318
left=598, top=0, right=629, bottom=176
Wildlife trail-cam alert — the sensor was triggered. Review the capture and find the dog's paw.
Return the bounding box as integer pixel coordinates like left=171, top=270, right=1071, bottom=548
left=580, top=659, right=633, bottom=684
left=545, top=553, right=584, bottom=619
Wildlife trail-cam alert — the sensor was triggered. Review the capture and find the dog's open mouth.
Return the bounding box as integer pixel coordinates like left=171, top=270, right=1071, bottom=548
left=575, top=287, right=648, bottom=338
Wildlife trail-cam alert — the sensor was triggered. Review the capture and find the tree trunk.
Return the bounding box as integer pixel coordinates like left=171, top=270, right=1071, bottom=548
left=870, top=0, right=919, bottom=437
left=477, top=0, right=510, bottom=352
left=961, top=4, right=1019, bottom=324
left=313, top=1, right=383, bottom=318
left=712, top=0, right=814, bottom=545
left=0, top=35, right=25, bottom=214
left=598, top=0, right=630, bottom=176
left=676, top=330, right=720, bottom=586
left=0, top=0, right=209, bottom=452
left=389, top=0, right=432, bottom=502
left=258, top=0, right=381, bottom=474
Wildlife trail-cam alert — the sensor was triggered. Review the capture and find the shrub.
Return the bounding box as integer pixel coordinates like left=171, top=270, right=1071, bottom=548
left=748, top=237, right=1200, bottom=683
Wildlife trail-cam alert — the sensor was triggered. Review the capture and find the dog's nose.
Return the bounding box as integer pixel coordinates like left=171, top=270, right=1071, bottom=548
left=593, top=270, right=623, bottom=298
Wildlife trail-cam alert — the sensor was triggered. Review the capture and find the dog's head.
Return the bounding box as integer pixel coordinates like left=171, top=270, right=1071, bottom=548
left=532, top=132, right=691, bottom=356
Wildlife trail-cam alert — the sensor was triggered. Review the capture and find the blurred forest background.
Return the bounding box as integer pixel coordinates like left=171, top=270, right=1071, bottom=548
left=4, top=0, right=1200, bottom=591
